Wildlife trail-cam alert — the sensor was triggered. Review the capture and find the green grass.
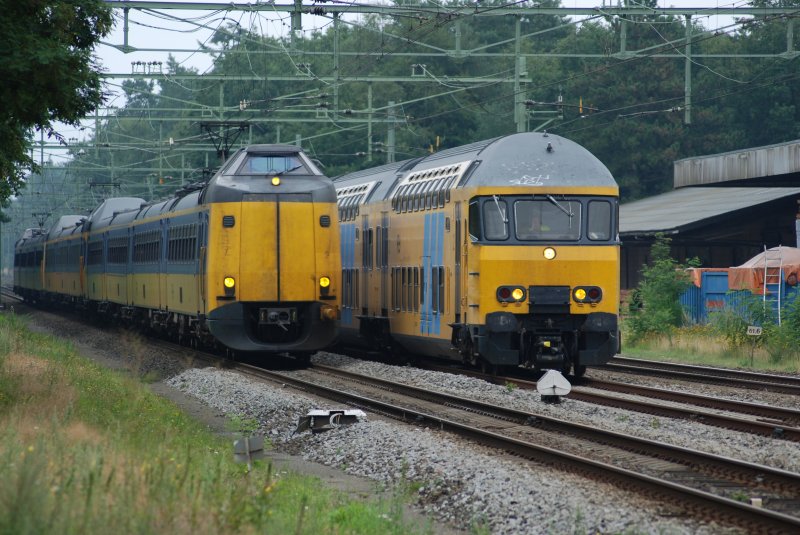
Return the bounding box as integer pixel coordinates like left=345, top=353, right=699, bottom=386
left=621, top=323, right=800, bottom=373
left=0, top=312, right=433, bottom=535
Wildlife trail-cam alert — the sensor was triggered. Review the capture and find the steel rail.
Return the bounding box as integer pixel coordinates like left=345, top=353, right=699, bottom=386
left=231, top=361, right=800, bottom=534
left=422, top=363, right=800, bottom=441
left=606, top=356, right=800, bottom=395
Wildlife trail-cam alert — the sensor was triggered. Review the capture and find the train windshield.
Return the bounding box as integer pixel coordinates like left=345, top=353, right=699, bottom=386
left=469, top=196, right=614, bottom=243
left=514, top=199, right=581, bottom=241
left=239, top=154, right=308, bottom=175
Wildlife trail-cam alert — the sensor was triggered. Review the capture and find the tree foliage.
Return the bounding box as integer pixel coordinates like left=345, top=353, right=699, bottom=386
left=8, top=1, right=800, bottom=236
left=0, top=0, right=112, bottom=202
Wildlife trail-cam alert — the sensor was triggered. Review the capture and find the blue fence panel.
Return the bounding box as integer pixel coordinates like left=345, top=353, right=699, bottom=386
left=680, top=285, right=702, bottom=324
left=681, top=273, right=800, bottom=325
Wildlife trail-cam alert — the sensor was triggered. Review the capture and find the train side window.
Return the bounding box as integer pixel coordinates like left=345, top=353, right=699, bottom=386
left=587, top=200, right=612, bottom=241
left=432, top=267, right=439, bottom=313
left=420, top=265, right=426, bottom=307
left=354, top=269, right=359, bottom=309
left=483, top=198, right=508, bottom=240
left=391, top=268, right=396, bottom=311
left=407, top=267, right=414, bottom=311
left=438, top=266, right=445, bottom=313
left=468, top=200, right=481, bottom=241
left=413, top=267, right=419, bottom=312
left=367, top=228, right=374, bottom=269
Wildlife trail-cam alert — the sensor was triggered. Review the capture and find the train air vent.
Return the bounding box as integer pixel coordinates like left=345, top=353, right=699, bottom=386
left=320, top=215, right=331, bottom=227
left=222, top=215, right=235, bottom=227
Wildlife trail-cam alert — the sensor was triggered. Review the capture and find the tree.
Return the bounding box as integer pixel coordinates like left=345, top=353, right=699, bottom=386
left=0, top=0, right=112, bottom=202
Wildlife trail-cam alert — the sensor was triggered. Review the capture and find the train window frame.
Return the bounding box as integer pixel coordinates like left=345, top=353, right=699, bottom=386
left=482, top=198, right=509, bottom=241
left=513, top=198, right=582, bottom=242
left=413, top=267, right=419, bottom=312
left=468, top=200, right=481, bottom=241
left=432, top=266, right=439, bottom=314
left=437, top=266, right=445, bottom=314
left=587, top=200, right=612, bottom=241
left=238, top=154, right=307, bottom=176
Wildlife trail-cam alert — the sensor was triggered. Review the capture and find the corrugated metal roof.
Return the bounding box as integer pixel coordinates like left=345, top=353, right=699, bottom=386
left=674, top=139, right=800, bottom=187
left=620, top=187, right=800, bottom=235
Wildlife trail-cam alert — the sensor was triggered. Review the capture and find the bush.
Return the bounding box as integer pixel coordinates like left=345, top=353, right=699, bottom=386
left=626, top=234, right=698, bottom=345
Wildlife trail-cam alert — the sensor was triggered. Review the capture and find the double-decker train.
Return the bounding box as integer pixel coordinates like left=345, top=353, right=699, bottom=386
left=334, top=132, right=619, bottom=376
left=14, top=144, right=340, bottom=362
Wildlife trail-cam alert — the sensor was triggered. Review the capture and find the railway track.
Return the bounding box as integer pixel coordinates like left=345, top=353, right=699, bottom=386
left=604, top=356, right=800, bottom=396
left=421, top=363, right=800, bottom=441
left=220, top=361, right=800, bottom=534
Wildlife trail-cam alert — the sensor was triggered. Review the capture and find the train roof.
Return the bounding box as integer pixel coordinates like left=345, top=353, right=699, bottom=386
left=15, top=227, right=46, bottom=248
left=86, top=197, right=146, bottom=230
left=244, top=144, right=305, bottom=154
left=333, top=132, right=616, bottom=202
left=47, top=215, right=85, bottom=238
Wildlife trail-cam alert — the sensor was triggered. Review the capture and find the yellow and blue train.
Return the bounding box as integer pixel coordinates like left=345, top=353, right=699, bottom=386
left=14, top=144, right=340, bottom=362
left=334, top=132, right=619, bottom=376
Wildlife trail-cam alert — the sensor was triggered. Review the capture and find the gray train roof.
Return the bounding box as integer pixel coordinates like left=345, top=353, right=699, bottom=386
left=620, top=186, right=800, bottom=236
left=47, top=215, right=85, bottom=238
left=86, top=197, right=146, bottom=230
left=333, top=132, right=616, bottom=202
left=245, top=144, right=304, bottom=154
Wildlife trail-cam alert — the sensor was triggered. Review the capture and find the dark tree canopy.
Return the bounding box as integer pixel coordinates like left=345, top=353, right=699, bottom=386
left=0, top=0, right=112, bottom=202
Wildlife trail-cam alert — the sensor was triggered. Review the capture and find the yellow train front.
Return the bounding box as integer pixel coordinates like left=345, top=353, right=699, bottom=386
left=202, top=144, right=340, bottom=358
left=13, top=144, right=340, bottom=362
left=334, top=132, right=618, bottom=376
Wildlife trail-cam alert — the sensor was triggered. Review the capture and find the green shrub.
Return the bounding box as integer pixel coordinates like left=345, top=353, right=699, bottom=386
left=626, top=234, right=698, bottom=345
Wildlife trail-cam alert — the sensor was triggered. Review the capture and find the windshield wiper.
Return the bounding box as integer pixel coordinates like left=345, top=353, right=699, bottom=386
left=268, top=164, right=304, bottom=176
left=547, top=195, right=573, bottom=218
left=492, top=195, right=508, bottom=223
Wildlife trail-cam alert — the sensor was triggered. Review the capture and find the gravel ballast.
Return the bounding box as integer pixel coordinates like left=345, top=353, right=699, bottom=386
left=166, top=351, right=795, bottom=534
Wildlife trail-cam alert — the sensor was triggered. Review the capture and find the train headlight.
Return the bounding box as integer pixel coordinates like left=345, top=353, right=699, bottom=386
left=319, top=276, right=331, bottom=296
left=497, top=286, right=526, bottom=303
left=573, top=286, right=602, bottom=304
left=271, top=176, right=281, bottom=186
left=543, top=247, right=556, bottom=260
left=223, top=276, right=236, bottom=296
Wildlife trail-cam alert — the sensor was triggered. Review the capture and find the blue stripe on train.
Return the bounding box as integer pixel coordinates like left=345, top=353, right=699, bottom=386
left=340, top=223, right=356, bottom=326
left=421, top=213, right=444, bottom=335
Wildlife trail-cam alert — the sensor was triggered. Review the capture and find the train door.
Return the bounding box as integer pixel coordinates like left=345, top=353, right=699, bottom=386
left=360, top=214, right=371, bottom=314
left=454, top=202, right=462, bottom=325
left=379, top=211, right=389, bottom=315
left=197, top=212, right=207, bottom=314
left=277, top=193, right=315, bottom=301
left=238, top=193, right=314, bottom=302
left=421, top=212, right=445, bottom=336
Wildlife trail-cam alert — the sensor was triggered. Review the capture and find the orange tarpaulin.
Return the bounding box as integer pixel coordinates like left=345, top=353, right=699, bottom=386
left=728, top=246, right=800, bottom=292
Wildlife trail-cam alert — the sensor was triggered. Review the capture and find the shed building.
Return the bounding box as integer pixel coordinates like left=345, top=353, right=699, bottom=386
left=620, top=139, right=800, bottom=289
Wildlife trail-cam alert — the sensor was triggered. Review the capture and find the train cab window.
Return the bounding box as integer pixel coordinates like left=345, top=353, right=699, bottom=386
left=514, top=199, right=581, bottom=241
left=241, top=155, right=305, bottom=175
left=468, top=200, right=481, bottom=241
left=483, top=197, right=508, bottom=240
left=587, top=200, right=612, bottom=241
